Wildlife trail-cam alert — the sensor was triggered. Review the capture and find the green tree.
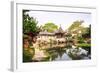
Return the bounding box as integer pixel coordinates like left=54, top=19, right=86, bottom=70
left=68, top=20, right=89, bottom=36
left=23, top=10, right=38, bottom=34
left=82, top=25, right=91, bottom=38
left=42, top=22, right=58, bottom=32
left=68, top=20, right=84, bottom=32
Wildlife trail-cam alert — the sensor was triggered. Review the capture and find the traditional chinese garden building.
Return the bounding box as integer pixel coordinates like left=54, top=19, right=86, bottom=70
left=36, top=26, right=67, bottom=43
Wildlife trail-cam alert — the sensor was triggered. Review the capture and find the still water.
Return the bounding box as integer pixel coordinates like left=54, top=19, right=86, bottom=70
left=32, top=43, right=90, bottom=62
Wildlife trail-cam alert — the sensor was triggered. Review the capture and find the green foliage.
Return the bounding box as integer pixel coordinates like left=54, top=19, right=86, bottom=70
left=42, top=22, right=58, bottom=32
left=77, top=43, right=91, bottom=47
left=77, top=36, right=85, bottom=43
left=77, top=43, right=91, bottom=54
left=82, top=25, right=91, bottom=38
left=23, top=34, right=29, bottom=39
left=23, top=49, right=34, bottom=62
left=68, top=20, right=84, bottom=31
left=23, top=10, right=38, bottom=33
left=68, top=20, right=91, bottom=39
left=66, top=33, right=72, bottom=37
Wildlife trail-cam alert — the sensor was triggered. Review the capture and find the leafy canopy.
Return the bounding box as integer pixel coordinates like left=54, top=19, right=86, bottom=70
left=68, top=20, right=84, bottom=31
left=42, top=22, right=58, bottom=32
left=23, top=10, right=38, bottom=33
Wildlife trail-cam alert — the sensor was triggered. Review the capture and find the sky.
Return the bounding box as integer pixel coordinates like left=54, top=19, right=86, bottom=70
left=27, top=10, right=91, bottom=31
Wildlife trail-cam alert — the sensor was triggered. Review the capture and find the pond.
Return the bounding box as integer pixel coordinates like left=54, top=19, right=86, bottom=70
left=32, top=43, right=91, bottom=62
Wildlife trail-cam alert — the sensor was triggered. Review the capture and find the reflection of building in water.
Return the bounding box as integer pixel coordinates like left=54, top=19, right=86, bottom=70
left=36, top=26, right=67, bottom=43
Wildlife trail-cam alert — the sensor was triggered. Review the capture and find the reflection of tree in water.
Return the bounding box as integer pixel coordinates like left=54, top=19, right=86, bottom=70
left=56, top=48, right=66, bottom=58
left=29, top=40, right=90, bottom=62
left=45, top=47, right=67, bottom=61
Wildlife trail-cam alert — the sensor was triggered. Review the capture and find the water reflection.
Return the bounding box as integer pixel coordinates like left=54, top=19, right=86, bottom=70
left=32, top=43, right=90, bottom=62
